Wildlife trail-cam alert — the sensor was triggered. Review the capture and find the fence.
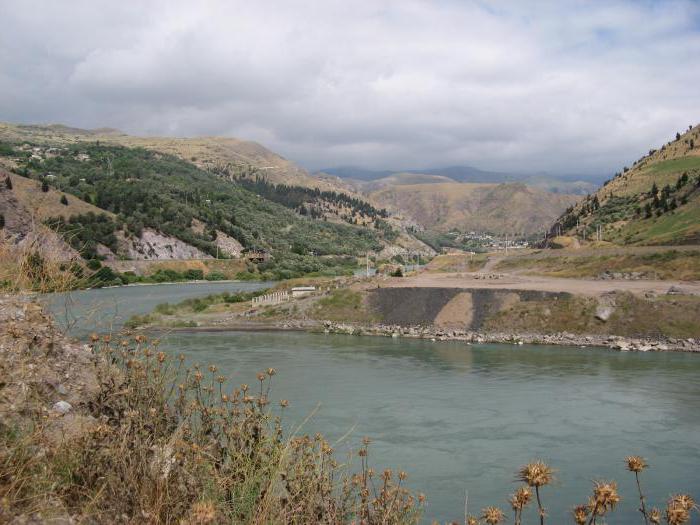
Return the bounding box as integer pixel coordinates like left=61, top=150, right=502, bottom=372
left=252, top=291, right=290, bottom=306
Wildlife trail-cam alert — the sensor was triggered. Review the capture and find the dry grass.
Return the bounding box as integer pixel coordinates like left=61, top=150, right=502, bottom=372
left=0, top=230, right=80, bottom=293
left=494, top=249, right=700, bottom=280
left=0, top=330, right=423, bottom=524
left=4, top=173, right=113, bottom=222
left=425, top=253, right=488, bottom=273
left=482, top=292, right=700, bottom=339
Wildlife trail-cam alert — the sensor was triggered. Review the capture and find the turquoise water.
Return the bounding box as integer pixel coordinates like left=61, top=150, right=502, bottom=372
left=44, top=284, right=700, bottom=524
left=43, top=280, right=274, bottom=337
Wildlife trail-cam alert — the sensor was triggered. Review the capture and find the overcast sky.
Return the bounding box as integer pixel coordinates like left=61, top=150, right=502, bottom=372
left=1, top=1, right=698, bottom=176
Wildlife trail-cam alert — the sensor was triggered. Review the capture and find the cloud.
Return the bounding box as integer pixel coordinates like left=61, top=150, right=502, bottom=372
left=0, top=0, right=698, bottom=176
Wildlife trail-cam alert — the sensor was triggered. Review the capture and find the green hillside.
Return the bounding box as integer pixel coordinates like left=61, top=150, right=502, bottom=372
left=553, top=124, right=700, bottom=245
left=0, top=141, right=386, bottom=258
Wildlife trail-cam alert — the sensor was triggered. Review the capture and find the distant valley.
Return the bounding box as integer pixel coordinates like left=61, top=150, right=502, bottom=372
left=318, top=165, right=589, bottom=235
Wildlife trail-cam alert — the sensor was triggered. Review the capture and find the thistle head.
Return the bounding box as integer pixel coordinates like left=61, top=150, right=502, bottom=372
left=625, top=455, right=647, bottom=473
left=466, top=517, right=478, bottom=525
left=649, top=507, right=661, bottom=524
left=572, top=504, right=590, bottom=525
left=481, top=506, right=505, bottom=525
left=590, top=481, right=620, bottom=515
left=509, top=486, right=532, bottom=510
left=670, top=494, right=696, bottom=512
left=665, top=505, right=690, bottom=525
left=516, top=461, right=554, bottom=487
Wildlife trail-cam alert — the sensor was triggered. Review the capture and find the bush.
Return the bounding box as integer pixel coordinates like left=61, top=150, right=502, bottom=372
left=183, top=268, right=204, bottom=280
left=204, top=271, right=226, bottom=281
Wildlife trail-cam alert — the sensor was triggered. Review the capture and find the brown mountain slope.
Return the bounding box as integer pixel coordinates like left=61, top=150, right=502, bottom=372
left=0, top=122, right=337, bottom=192
left=553, top=124, right=700, bottom=245
left=368, top=181, right=580, bottom=235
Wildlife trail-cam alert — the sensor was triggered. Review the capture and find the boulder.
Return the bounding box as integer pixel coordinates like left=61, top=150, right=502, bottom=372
left=595, top=306, right=614, bottom=322
left=52, top=400, right=72, bottom=414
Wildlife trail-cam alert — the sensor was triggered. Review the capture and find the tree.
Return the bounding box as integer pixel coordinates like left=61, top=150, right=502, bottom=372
left=41, top=180, right=49, bottom=192
left=644, top=203, right=652, bottom=218
left=650, top=182, right=658, bottom=196
left=60, top=194, right=68, bottom=205
left=690, top=139, right=695, bottom=149
left=0, top=213, right=4, bottom=229
left=4, top=177, right=11, bottom=190
left=676, top=132, right=681, bottom=141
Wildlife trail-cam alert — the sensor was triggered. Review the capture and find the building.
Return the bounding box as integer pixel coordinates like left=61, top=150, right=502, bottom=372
left=291, top=286, right=315, bottom=298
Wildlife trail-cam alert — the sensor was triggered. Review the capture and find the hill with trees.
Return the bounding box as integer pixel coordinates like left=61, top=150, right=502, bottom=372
left=0, top=140, right=397, bottom=264
left=551, top=124, right=700, bottom=245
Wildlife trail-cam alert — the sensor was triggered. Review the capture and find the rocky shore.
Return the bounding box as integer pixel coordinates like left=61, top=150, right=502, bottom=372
left=268, top=319, right=700, bottom=352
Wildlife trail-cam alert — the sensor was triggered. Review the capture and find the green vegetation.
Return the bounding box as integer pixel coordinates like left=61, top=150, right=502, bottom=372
left=645, top=156, right=700, bottom=176
left=0, top=141, right=386, bottom=258
left=45, top=212, right=119, bottom=259
left=413, top=230, right=490, bottom=252
left=311, top=288, right=378, bottom=322
left=231, top=172, right=389, bottom=224
left=494, top=249, right=700, bottom=280
left=125, top=289, right=272, bottom=327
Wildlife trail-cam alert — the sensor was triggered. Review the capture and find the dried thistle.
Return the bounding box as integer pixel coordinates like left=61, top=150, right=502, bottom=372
left=665, top=505, right=690, bottom=525
left=517, top=461, right=554, bottom=487
left=509, top=485, right=531, bottom=510
left=572, top=504, right=589, bottom=525
left=481, top=506, right=505, bottom=525
left=516, top=461, right=553, bottom=525
left=466, top=516, right=479, bottom=525
left=669, top=494, right=696, bottom=512
left=626, top=455, right=647, bottom=473
left=589, top=480, right=620, bottom=517
left=649, top=507, right=661, bottom=524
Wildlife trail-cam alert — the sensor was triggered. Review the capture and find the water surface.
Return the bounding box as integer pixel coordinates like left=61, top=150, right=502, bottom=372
left=45, top=283, right=700, bottom=524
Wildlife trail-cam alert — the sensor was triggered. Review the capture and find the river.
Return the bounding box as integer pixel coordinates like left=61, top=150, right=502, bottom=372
left=43, top=282, right=700, bottom=524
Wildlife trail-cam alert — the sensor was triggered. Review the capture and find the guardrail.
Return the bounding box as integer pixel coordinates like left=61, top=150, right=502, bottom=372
left=252, top=291, right=290, bottom=306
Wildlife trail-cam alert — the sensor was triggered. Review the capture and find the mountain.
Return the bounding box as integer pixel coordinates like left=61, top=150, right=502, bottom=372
left=552, top=124, right=700, bottom=245
left=368, top=181, right=580, bottom=235
left=0, top=122, right=343, bottom=193
left=320, top=165, right=599, bottom=195
left=0, top=138, right=408, bottom=264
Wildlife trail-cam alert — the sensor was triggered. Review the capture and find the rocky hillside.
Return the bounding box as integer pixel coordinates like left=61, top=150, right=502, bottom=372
left=366, top=180, right=580, bottom=235
left=0, top=122, right=329, bottom=191
left=552, top=124, right=700, bottom=245
left=0, top=123, right=433, bottom=260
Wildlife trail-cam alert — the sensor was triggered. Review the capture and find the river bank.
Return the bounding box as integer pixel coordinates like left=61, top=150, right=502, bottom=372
left=153, top=317, right=700, bottom=353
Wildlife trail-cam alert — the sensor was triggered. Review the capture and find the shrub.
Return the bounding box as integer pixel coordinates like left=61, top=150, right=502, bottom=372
left=183, top=268, right=204, bottom=280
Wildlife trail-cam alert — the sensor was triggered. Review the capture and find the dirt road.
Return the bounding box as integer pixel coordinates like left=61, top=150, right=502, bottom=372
left=380, top=271, right=700, bottom=297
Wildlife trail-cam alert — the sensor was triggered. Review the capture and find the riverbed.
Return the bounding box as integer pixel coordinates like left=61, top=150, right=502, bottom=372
left=43, top=282, right=700, bottom=524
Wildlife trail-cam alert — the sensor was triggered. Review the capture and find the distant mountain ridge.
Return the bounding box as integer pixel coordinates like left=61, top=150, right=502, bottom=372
left=320, top=165, right=602, bottom=194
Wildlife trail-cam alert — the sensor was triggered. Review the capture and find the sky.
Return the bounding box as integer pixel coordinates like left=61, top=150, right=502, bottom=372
left=1, top=0, right=699, bottom=177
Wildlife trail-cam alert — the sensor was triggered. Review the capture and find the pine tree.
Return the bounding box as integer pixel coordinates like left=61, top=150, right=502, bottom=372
left=0, top=213, right=4, bottom=229
left=41, top=180, right=49, bottom=192
left=60, top=194, right=68, bottom=205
